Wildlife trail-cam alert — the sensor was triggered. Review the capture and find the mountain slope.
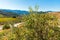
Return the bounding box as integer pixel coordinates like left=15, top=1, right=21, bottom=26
left=0, top=9, right=29, bottom=17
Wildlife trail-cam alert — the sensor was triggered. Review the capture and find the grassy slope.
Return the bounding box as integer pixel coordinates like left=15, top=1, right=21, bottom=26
left=0, top=18, right=20, bottom=24
left=48, top=12, right=60, bottom=18
left=0, top=18, right=16, bottom=22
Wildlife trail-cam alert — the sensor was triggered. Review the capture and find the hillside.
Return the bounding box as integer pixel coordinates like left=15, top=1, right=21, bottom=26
left=0, top=9, right=29, bottom=17
left=48, top=12, right=60, bottom=18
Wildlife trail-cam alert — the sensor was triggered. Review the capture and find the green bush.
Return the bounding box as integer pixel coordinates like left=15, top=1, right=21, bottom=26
left=3, top=24, right=10, bottom=30
left=12, top=6, right=60, bottom=40
left=21, top=13, right=60, bottom=40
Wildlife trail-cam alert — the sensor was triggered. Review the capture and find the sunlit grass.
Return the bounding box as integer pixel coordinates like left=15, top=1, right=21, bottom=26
left=0, top=18, right=20, bottom=23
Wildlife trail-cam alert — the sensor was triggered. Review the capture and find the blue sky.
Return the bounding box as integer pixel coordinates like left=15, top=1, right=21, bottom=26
left=0, top=0, right=60, bottom=11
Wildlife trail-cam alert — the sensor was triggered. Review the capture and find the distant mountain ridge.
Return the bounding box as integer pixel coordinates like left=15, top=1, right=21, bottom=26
left=0, top=9, right=29, bottom=17
left=0, top=9, right=29, bottom=14
left=0, top=9, right=55, bottom=18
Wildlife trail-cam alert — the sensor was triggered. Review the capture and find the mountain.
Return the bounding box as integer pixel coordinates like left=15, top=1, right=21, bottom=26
left=0, top=9, right=29, bottom=14
left=0, top=9, right=29, bottom=17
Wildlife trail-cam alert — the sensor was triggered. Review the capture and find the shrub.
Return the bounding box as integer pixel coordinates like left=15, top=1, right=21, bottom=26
left=15, top=6, right=60, bottom=40
left=3, top=24, right=10, bottom=30
left=20, top=13, right=60, bottom=40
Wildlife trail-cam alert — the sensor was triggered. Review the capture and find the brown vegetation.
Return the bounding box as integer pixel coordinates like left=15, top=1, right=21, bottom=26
left=48, top=12, right=60, bottom=18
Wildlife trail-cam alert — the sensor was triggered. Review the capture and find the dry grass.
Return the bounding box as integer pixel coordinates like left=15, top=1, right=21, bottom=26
left=48, top=12, right=60, bottom=18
